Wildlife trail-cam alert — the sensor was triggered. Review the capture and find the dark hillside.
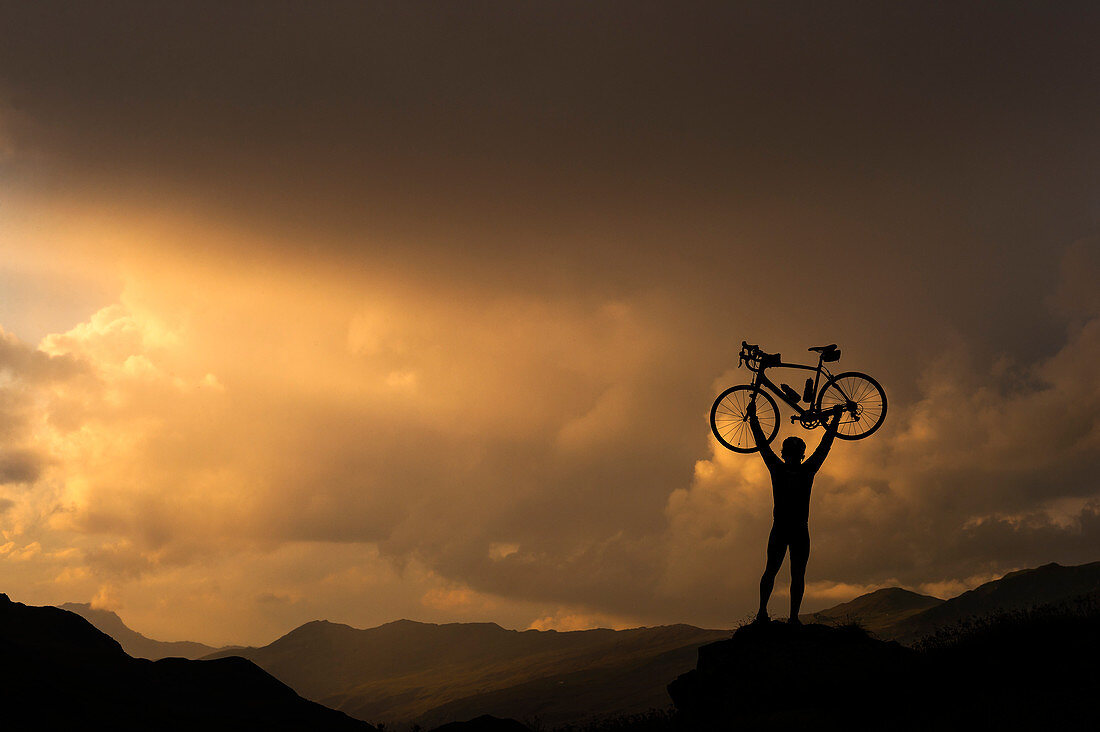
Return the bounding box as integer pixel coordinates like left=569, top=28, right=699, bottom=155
left=0, top=593, right=373, bottom=731
left=890, top=560, right=1100, bottom=643
left=800, top=560, right=1100, bottom=644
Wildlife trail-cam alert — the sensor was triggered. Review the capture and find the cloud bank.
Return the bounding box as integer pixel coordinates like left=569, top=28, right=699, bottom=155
left=0, top=3, right=1097, bottom=643
left=0, top=235, right=1095, bottom=643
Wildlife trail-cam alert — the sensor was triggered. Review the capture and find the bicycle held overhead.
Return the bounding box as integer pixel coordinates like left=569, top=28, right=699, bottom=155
left=710, top=341, right=887, bottom=453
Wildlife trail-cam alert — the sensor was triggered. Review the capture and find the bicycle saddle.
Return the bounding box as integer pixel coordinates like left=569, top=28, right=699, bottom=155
left=808, top=344, right=838, bottom=352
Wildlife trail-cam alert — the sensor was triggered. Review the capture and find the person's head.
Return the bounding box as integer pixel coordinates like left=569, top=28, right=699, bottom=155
left=781, top=436, right=806, bottom=464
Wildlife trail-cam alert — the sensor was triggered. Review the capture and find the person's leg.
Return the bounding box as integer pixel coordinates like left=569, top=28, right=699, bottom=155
left=757, top=524, right=787, bottom=621
left=788, top=524, right=810, bottom=623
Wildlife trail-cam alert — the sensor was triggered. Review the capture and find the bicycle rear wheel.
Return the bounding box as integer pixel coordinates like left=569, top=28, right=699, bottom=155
left=710, top=386, right=780, bottom=453
left=815, top=372, right=887, bottom=440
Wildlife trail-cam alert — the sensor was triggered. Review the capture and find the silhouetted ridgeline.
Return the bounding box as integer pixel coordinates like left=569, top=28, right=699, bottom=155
left=802, top=560, right=1100, bottom=643
left=800, top=586, right=943, bottom=635
left=0, top=594, right=373, bottom=731
left=59, top=601, right=223, bottom=659
left=888, top=560, right=1100, bottom=643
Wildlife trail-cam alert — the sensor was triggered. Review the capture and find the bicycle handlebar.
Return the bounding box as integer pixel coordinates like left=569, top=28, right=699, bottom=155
left=739, top=341, right=778, bottom=372
left=739, top=341, right=759, bottom=369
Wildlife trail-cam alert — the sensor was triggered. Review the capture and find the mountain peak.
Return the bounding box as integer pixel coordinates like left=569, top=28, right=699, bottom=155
left=382, top=618, right=434, bottom=627
left=59, top=602, right=122, bottom=620
left=803, top=585, right=943, bottom=636
left=270, top=618, right=362, bottom=647
left=863, top=586, right=939, bottom=600
left=1002, top=562, right=1061, bottom=579
left=57, top=601, right=220, bottom=660
left=301, top=619, right=347, bottom=628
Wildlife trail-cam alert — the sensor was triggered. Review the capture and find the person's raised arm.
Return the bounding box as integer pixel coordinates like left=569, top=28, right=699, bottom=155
left=747, top=396, right=781, bottom=469
left=804, top=406, right=843, bottom=473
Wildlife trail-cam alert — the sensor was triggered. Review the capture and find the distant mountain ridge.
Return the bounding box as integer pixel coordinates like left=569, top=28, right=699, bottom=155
left=888, top=560, right=1100, bottom=643
left=801, top=586, right=944, bottom=635
left=805, top=560, right=1100, bottom=643
left=58, top=602, right=221, bottom=660
left=203, top=618, right=730, bottom=727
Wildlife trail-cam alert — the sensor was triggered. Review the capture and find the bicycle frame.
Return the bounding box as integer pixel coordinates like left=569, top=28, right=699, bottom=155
left=748, top=354, right=834, bottom=425
left=714, top=341, right=886, bottom=448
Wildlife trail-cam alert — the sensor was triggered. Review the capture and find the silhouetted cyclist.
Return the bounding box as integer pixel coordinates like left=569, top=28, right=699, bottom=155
left=747, top=397, right=842, bottom=624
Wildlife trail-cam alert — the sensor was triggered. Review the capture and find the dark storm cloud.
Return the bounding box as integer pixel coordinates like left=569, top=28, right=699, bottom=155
left=0, top=329, right=80, bottom=478
left=0, top=329, right=84, bottom=383
left=0, top=448, right=45, bottom=485
left=2, top=2, right=1097, bottom=238
left=2, top=1, right=1097, bottom=381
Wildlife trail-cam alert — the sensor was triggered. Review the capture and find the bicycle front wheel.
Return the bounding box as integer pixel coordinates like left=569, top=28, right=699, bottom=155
left=816, top=372, right=887, bottom=440
left=710, top=386, right=780, bottom=453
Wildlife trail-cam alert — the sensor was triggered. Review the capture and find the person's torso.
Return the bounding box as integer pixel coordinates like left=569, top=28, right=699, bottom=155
left=770, top=463, right=814, bottom=524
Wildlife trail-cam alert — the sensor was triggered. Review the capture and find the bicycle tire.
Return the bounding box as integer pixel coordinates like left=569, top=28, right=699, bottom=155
left=815, top=371, right=887, bottom=440
left=710, top=386, right=780, bottom=453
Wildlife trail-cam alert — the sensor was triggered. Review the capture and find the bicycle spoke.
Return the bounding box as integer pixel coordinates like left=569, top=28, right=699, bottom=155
left=849, top=379, right=863, bottom=402
left=855, top=379, right=871, bottom=401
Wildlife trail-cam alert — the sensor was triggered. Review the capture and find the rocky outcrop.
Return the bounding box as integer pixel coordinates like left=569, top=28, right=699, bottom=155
left=669, top=607, right=1100, bottom=731
left=668, top=621, right=915, bottom=729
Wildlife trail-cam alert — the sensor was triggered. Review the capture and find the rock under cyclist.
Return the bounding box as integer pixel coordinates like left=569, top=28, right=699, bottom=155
left=747, top=397, right=843, bottom=624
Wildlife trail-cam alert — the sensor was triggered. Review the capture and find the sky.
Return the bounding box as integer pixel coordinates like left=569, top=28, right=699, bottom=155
left=0, top=1, right=1098, bottom=646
